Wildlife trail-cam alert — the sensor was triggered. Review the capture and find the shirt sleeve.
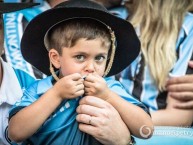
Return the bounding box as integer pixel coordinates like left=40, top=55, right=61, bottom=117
left=9, top=81, right=39, bottom=119
left=105, top=77, right=150, bottom=115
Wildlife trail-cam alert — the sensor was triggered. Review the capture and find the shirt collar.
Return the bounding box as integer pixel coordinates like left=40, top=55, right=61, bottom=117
left=176, top=12, right=193, bottom=48
left=37, top=75, right=53, bottom=95
left=182, top=12, right=193, bottom=35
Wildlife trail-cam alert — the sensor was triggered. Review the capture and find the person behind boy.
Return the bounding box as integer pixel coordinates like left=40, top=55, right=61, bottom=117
left=8, top=0, right=153, bottom=145
left=3, top=0, right=67, bottom=79
left=121, top=0, right=193, bottom=126
left=0, top=2, right=38, bottom=145
left=92, top=0, right=129, bottom=19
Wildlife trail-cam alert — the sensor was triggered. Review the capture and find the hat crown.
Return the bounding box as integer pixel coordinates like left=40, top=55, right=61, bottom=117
left=55, top=0, right=108, bottom=13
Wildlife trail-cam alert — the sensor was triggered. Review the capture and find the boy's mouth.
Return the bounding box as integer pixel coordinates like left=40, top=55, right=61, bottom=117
left=81, top=75, right=87, bottom=80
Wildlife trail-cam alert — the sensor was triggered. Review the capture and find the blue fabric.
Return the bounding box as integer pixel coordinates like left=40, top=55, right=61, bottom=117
left=9, top=76, right=145, bottom=145
left=108, top=6, right=129, bottom=20
left=13, top=68, right=35, bottom=91
left=119, top=12, right=193, bottom=112
left=3, top=68, right=35, bottom=145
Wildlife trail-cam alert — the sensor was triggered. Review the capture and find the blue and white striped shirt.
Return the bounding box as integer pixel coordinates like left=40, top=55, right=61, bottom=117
left=120, top=12, right=193, bottom=112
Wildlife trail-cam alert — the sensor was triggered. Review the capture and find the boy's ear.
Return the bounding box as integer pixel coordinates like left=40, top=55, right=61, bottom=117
left=49, top=49, right=61, bottom=69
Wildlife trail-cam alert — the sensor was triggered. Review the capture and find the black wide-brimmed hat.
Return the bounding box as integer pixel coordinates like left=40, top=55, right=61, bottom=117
left=21, top=0, right=140, bottom=77
left=0, top=2, right=39, bottom=14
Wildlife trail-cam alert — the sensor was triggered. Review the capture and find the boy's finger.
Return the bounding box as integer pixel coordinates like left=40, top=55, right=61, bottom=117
left=69, top=73, right=82, bottom=80
left=83, top=81, right=94, bottom=87
left=85, top=74, right=97, bottom=82
left=76, top=84, right=85, bottom=91
left=75, top=90, right=85, bottom=98
left=75, top=79, right=84, bottom=85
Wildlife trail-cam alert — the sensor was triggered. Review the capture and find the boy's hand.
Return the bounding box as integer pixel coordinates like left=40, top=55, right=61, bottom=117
left=84, top=73, right=111, bottom=100
left=53, top=73, right=85, bottom=100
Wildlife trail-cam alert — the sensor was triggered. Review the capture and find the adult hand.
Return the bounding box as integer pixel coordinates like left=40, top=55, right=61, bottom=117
left=76, top=96, right=131, bottom=145
left=166, top=61, right=193, bottom=109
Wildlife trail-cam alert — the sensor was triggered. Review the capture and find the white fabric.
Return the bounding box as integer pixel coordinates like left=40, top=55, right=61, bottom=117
left=0, top=59, right=22, bottom=145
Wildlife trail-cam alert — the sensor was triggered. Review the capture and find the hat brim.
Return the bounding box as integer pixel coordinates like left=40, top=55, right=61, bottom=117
left=21, top=7, right=140, bottom=77
left=0, top=3, right=39, bottom=13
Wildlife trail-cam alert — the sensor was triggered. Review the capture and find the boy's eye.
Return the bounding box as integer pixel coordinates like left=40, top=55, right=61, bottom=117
left=95, top=56, right=106, bottom=62
left=75, top=55, right=85, bottom=61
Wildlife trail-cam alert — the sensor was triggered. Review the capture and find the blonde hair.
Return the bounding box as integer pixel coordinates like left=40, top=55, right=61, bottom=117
left=126, top=0, right=193, bottom=91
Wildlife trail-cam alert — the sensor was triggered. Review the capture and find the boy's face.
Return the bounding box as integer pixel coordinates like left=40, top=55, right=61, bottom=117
left=50, top=38, right=109, bottom=77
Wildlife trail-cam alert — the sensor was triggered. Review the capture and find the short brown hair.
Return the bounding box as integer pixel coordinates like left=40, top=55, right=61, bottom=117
left=46, top=18, right=111, bottom=55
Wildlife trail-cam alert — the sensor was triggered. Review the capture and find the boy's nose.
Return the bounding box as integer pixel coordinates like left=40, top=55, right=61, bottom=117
left=84, top=61, right=95, bottom=74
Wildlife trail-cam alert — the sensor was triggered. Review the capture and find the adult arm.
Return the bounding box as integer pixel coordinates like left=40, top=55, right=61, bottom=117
left=151, top=95, right=193, bottom=126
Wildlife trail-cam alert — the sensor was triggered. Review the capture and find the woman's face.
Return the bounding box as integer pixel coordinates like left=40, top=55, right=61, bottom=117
left=50, top=38, right=109, bottom=78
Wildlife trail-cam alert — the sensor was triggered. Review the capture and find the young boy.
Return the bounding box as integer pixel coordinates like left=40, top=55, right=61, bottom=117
left=0, top=2, right=38, bottom=145
left=8, top=0, right=153, bottom=145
